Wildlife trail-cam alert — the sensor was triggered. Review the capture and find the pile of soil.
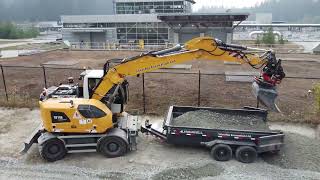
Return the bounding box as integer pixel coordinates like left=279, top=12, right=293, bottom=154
left=261, top=133, right=320, bottom=172
left=172, top=110, right=270, bottom=131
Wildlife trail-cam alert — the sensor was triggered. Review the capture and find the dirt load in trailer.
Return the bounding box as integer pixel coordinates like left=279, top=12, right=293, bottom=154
left=142, top=106, right=284, bottom=163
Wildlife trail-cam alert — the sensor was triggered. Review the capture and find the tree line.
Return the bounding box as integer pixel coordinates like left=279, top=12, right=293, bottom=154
left=1, top=0, right=320, bottom=23
left=198, top=0, right=320, bottom=23
left=0, top=0, right=113, bottom=22
left=0, top=22, right=39, bottom=39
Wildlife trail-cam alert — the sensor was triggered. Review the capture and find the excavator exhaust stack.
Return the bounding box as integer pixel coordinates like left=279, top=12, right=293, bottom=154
left=252, top=81, right=280, bottom=112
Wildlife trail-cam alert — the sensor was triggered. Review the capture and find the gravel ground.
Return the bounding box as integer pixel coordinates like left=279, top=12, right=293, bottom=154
left=262, top=133, right=320, bottom=172
left=0, top=109, right=320, bottom=179
left=172, top=110, right=270, bottom=131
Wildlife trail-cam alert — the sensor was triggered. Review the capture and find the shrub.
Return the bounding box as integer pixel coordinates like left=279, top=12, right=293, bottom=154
left=262, top=27, right=275, bottom=45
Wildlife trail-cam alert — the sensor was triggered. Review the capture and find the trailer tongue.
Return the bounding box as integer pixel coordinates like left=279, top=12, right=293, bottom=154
left=141, top=105, right=284, bottom=163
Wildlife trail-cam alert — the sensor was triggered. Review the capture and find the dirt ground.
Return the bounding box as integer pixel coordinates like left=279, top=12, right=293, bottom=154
left=0, top=108, right=320, bottom=179
left=0, top=50, right=319, bottom=124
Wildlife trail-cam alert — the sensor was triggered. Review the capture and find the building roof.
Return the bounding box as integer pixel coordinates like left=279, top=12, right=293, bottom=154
left=61, top=14, right=161, bottom=23
left=238, top=23, right=320, bottom=27
left=114, top=0, right=196, bottom=4
left=35, top=21, right=62, bottom=28
left=61, top=13, right=249, bottom=24
left=157, top=13, right=249, bottom=23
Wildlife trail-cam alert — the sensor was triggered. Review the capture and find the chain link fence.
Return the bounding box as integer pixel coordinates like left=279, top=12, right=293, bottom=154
left=0, top=64, right=319, bottom=123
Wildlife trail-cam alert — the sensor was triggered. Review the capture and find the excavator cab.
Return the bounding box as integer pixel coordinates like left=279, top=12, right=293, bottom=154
left=252, top=54, right=285, bottom=112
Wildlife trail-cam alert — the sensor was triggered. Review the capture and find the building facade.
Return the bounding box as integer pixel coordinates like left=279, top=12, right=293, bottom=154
left=114, top=0, right=193, bottom=14
left=61, top=0, right=248, bottom=49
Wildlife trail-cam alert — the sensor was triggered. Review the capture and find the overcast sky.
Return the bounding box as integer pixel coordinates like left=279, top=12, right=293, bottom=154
left=193, top=0, right=266, bottom=11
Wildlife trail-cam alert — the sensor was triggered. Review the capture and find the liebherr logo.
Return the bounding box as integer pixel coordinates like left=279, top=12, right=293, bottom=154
left=136, top=60, right=176, bottom=73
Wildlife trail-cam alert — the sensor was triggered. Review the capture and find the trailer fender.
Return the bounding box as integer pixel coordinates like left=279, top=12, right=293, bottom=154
left=201, top=140, right=257, bottom=149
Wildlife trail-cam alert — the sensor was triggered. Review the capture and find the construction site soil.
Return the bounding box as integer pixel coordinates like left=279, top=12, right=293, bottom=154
left=0, top=108, right=320, bottom=179
left=172, top=110, right=269, bottom=131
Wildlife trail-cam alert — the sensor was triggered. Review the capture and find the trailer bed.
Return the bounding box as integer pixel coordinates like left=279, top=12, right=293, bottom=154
left=162, top=106, right=284, bottom=153
left=171, top=109, right=270, bottom=132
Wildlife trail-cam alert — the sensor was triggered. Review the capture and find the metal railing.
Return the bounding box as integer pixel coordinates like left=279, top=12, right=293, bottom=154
left=69, top=42, right=175, bottom=51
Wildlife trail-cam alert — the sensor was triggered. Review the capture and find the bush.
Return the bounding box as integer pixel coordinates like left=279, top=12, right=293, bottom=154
left=262, top=27, right=275, bottom=45
left=0, top=22, right=39, bottom=39
left=279, top=35, right=285, bottom=44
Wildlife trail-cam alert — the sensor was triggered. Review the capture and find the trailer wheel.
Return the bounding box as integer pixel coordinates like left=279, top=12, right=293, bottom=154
left=98, top=136, right=127, bottom=158
left=39, top=138, right=67, bottom=162
left=210, top=144, right=232, bottom=161
left=236, top=146, right=257, bottom=163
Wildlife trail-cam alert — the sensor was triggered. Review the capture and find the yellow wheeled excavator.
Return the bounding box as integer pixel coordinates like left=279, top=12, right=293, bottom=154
left=21, top=37, right=285, bottom=161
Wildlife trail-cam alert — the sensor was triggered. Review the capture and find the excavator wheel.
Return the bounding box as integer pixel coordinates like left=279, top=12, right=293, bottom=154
left=97, top=136, right=127, bottom=158
left=39, top=138, right=67, bottom=162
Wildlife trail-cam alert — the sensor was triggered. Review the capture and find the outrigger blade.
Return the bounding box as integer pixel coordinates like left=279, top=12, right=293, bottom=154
left=252, top=81, right=281, bottom=112
left=20, top=125, right=41, bottom=154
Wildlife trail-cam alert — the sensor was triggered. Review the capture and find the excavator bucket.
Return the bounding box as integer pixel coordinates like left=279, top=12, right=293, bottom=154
left=252, top=82, right=280, bottom=112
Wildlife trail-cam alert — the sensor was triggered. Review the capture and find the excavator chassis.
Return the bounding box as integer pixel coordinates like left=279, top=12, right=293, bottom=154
left=21, top=116, right=139, bottom=162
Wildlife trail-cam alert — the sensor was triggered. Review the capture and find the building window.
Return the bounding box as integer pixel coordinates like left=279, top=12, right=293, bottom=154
left=115, top=0, right=190, bottom=14
left=115, top=22, right=169, bottom=45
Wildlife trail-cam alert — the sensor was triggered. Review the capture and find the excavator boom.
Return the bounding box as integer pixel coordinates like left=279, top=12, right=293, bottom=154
left=92, top=37, right=285, bottom=111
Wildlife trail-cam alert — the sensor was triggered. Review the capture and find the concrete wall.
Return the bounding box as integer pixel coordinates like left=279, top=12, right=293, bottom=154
left=62, top=28, right=117, bottom=43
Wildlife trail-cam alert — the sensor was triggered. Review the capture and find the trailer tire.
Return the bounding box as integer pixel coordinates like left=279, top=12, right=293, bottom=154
left=236, top=146, right=257, bottom=163
left=210, top=144, right=232, bottom=161
left=98, top=136, right=127, bottom=158
left=39, top=138, right=67, bottom=162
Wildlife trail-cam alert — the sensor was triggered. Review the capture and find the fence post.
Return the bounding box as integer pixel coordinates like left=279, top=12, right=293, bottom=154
left=0, top=65, right=8, bottom=101
left=198, top=70, right=201, bottom=107
left=142, top=73, right=146, bottom=114
left=42, top=65, right=47, bottom=88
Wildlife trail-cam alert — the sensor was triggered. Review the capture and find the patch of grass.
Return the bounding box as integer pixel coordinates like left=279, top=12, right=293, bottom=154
left=314, top=83, right=320, bottom=114
left=0, top=95, right=38, bottom=109
left=0, top=42, right=64, bottom=51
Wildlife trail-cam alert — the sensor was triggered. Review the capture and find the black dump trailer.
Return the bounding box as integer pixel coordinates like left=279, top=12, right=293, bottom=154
left=141, top=106, right=284, bottom=163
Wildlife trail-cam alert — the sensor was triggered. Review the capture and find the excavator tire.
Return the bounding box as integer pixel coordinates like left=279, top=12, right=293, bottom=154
left=39, top=138, right=67, bottom=162
left=98, top=136, right=127, bottom=158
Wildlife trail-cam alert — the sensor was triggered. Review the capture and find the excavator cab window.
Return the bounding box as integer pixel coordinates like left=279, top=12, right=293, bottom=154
left=77, top=105, right=106, bottom=119
left=88, top=78, right=100, bottom=97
